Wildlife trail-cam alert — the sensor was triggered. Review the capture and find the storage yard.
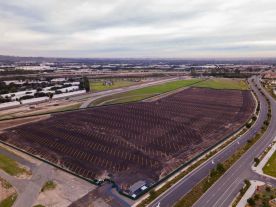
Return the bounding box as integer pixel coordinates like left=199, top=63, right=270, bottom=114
left=0, top=87, right=255, bottom=196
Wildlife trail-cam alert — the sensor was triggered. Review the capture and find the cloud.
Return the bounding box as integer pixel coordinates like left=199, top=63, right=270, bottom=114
left=0, top=0, right=275, bottom=58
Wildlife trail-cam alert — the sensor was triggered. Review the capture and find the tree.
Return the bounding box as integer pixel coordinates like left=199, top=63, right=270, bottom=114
left=209, top=168, right=217, bottom=178
left=83, top=76, right=90, bottom=92
left=190, top=69, right=197, bottom=77
left=244, top=179, right=250, bottom=186
left=254, top=157, right=260, bottom=165
left=246, top=122, right=252, bottom=128
left=48, top=93, right=53, bottom=99
left=254, top=194, right=259, bottom=200
left=216, top=163, right=225, bottom=174
left=234, top=69, right=240, bottom=74
left=265, top=186, right=271, bottom=192
left=247, top=198, right=255, bottom=206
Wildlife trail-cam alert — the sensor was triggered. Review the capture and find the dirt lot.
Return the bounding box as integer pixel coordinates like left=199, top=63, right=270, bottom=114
left=0, top=177, right=16, bottom=202
left=33, top=168, right=95, bottom=207
left=0, top=88, right=255, bottom=191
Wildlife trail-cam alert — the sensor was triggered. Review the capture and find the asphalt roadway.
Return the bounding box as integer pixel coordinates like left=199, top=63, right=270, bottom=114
left=149, top=76, right=275, bottom=207
left=77, top=77, right=179, bottom=108
left=193, top=77, right=276, bottom=207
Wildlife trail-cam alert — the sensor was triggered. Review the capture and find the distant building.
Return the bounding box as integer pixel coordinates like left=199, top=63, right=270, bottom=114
left=64, top=81, right=80, bottom=86
left=51, top=78, right=66, bottom=83
left=57, top=86, right=79, bottom=93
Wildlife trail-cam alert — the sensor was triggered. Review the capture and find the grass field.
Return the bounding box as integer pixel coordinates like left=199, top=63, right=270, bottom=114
left=0, top=153, right=29, bottom=176
left=90, top=80, right=138, bottom=92
left=0, top=194, right=17, bottom=207
left=193, top=78, right=249, bottom=90
left=91, top=79, right=201, bottom=106
left=263, top=151, right=276, bottom=177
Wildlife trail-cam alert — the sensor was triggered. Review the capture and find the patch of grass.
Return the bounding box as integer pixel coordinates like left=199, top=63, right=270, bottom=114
left=41, top=180, right=56, bottom=192
left=0, top=154, right=29, bottom=176
left=0, top=193, right=17, bottom=207
left=193, top=78, right=249, bottom=90
left=90, top=80, right=137, bottom=92
left=91, top=79, right=202, bottom=106
left=0, top=177, right=12, bottom=189
left=100, top=94, right=159, bottom=105
left=263, top=151, right=276, bottom=177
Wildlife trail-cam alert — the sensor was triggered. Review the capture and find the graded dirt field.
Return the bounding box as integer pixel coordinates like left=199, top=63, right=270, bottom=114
left=0, top=87, right=255, bottom=191
left=0, top=177, right=17, bottom=206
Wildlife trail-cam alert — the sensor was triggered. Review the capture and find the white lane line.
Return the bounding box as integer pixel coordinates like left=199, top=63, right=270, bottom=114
left=212, top=177, right=241, bottom=207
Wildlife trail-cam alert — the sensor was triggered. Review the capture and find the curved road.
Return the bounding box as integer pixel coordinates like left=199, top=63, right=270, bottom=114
left=149, top=76, right=274, bottom=207
left=78, top=77, right=180, bottom=108
left=193, top=76, right=276, bottom=207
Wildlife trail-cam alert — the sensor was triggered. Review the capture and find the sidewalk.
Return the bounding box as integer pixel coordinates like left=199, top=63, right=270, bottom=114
left=236, top=180, right=264, bottom=207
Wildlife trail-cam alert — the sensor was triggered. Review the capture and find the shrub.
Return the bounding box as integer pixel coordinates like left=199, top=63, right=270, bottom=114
left=247, top=198, right=255, bottom=206
left=265, top=186, right=271, bottom=192
left=216, top=163, right=225, bottom=174
left=254, top=157, right=260, bottom=165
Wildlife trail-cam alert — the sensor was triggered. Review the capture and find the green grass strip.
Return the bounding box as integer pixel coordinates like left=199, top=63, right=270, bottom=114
left=0, top=194, right=17, bottom=207
left=193, top=79, right=249, bottom=90
left=91, top=79, right=202, bottom=106
left=0, top=154, right=29, bottom=176
left=263, top=151, right=276, bottom=178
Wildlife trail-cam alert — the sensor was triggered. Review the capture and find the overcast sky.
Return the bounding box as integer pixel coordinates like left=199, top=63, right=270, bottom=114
left=0, top=0, right=276, bottom=58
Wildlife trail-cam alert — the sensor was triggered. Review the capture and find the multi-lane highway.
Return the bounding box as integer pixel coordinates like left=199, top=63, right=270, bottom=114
left=193, top=77, right=276, bottom=207
left=149, top=76, right=275, bottom=207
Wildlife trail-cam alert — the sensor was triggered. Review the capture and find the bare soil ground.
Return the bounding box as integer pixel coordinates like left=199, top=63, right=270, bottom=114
left=33, top=168, right=95, bottom=207
left=0, top=88, right=255, bottom=190
left=0, top=177, right=16, bottom=202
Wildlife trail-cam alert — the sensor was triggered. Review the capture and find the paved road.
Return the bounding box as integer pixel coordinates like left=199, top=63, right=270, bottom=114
left=193, top=76, right=276, bottom=207
left=0, top=146, right=55, bottom=207
left=13, top=163, right=54, bottom=207
left=78, top=77, right=180, bottom=108
left=148, top=76, right=272, bottom=207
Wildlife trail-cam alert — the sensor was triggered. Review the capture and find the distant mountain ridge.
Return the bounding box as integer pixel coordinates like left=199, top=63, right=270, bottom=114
left=0, top=55, right=275, bottom=65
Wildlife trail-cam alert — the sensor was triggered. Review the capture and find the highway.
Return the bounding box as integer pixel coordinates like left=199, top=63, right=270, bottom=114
left=148, top=76, right=274, bottom=207
left=193, top=76, right=276, bottom=207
